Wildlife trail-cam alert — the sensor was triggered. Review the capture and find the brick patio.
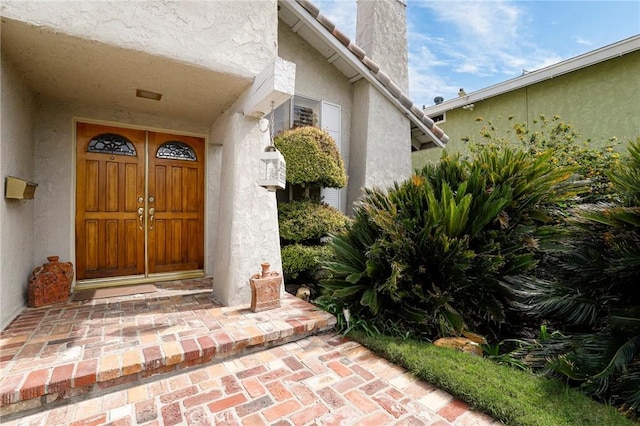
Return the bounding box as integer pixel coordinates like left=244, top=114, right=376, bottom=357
left=0, top=278, right=502, bottom=425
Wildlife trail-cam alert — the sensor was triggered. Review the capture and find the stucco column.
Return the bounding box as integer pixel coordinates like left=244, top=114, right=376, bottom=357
left=211, top=112, right=283, bottom=307
left=348, top=81, right=411, bottom=212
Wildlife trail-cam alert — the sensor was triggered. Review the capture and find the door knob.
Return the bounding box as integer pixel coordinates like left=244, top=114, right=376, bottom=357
left=149, top=207, right=155, bottom=230
left=137, top=207, right=144, bottom=230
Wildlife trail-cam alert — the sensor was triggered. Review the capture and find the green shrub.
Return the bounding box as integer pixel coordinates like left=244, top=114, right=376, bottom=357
left=507, top=138, right=640, bottom=417
left=274, top=126, right=347, bottom=188
left=281, top=244, right=332, bottom=283
left=465, top=115, right=622, bottom=202
left=278, top=200, right=349, bottom=244
left=321, top=145, right=579, bottom=341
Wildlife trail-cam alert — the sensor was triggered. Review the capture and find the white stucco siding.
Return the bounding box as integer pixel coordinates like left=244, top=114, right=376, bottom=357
left=1, top=0, right=277, bottom=78
left=348, top=81, right=411, bottom=211
left=211, top=112, right=283, bottom=307
left=206, top=144, right=223, bottom=276
left=32, top=99, right=211, bottom=275
left=277, top=22, right=353, bottom=209
left=1, top=55, right=37, bottom=329
left=348, top=80, right=370, bottom=211
left=364, top=89, right=411, bottom=187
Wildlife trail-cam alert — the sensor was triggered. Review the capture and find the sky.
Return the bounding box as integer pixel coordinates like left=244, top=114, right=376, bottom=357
left=312, top=0, right=640, bottom=107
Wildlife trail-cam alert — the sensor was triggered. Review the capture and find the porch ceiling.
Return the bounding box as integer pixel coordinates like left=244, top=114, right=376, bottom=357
left=1, top=17, right=253, bottom=125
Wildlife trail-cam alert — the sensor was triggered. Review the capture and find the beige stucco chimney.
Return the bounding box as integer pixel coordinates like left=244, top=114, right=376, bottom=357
left=356, top=0, right=409, bottom=93
left=348, top=0, right=412, bottom=212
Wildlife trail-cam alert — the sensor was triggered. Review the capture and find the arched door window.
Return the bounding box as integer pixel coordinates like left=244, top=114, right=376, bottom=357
left=86, top=133, right=137, bottom=156
left=156, top=141, right=197, bottom=161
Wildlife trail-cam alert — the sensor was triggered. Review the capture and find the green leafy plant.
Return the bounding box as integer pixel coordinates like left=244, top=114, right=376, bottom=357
left=278, top=200, right=349, bottom=244
left=507, top=139, right=640, bottom=417
left=275, top=127, right=350, bottom=291
left=280, top=244, right=331, bottom=283
left=321, top=144, right=579, bottom=341
left=274, top=126, right=347, bottom=189
left=466, top=114, right=622, bottom=203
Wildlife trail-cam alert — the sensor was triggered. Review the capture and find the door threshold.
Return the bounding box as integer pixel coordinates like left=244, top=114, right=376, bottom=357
left=74, top=270, right=206, bottom=290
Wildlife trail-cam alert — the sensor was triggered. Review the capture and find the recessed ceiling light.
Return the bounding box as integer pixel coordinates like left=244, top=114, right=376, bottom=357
left=136, top=89, right=162, bottom=101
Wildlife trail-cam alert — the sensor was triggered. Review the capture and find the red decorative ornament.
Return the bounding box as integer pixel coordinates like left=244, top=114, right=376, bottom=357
left=28, top=256, right=74, bottom=307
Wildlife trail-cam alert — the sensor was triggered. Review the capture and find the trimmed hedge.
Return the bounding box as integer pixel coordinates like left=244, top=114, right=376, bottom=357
left=278, top=200, right=349, bottom=244
left=274, top=126, right=347, bottom=188
left=281, top=244, right=332, bottom=283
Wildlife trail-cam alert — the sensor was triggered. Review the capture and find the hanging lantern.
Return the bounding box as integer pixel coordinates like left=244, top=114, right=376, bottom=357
left=257, top=101, right=286, bottom=192
left=258, top=145, right=286, bottom=191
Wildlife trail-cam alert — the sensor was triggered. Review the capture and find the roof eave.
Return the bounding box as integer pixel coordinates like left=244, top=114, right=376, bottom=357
left=425, top=34, right=640, bottom=116
left=280, top=0, right=447, bottom=148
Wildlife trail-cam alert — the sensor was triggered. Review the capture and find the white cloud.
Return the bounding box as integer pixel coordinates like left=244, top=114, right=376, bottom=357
left=408, top=35, right=459, bottom=104
left=408, top=0, right=565, bottom=102
left=300, top=0, right=567, bottom=106
left=573, top=35, right=593, bottom=46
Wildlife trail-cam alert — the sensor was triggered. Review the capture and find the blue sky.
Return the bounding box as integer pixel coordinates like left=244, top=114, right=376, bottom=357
left=313, top=0, right=640, bottom=107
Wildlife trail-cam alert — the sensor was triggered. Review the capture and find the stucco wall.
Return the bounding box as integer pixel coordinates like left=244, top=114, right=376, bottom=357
left=206, top=144, right=224, bottom=276
left=1, top=55, right=36, bottom=329
left=211, top=112, right=283, bottom=307
left=526, top=51, right=639, bottom=143
left=32, top=99, right=212, bottom=279
left=277, top=22, right=353, bottom=209
left=349, top=81, right=411, bottom=210
left=0, top=0, right=277, bottom=78
left=414, top=51, right=640, bottom=168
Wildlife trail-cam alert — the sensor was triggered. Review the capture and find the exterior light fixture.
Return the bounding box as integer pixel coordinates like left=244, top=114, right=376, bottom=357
left=257, top=102, right=286, bottom=192
left=258, top=145, right=286, bottom=191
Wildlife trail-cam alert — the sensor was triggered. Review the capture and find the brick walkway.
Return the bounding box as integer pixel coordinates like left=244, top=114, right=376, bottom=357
left=2, top=334, right=500, bottom=425
left=0, top=279, right=502, bottom=425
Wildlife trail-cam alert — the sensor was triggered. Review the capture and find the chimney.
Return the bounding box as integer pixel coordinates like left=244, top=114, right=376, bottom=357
left=356, top=0, right=408, bottom=93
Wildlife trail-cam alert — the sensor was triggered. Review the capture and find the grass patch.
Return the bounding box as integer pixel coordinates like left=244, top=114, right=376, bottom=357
left=351, top=332, right=635, bottom=426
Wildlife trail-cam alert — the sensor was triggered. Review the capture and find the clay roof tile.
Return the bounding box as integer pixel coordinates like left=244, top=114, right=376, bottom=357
left=291, top=0, right=448, bottom=148
left=375, top=70, right=391, bottom=87
left=347, top=41, right=366, bottom=60
left=332, top=28, right=351, bottom=47
left=316, top=13, right=335, bottom=33
left=399, top=93, right=413, bottom=110
left=297, top=0, right=319, bottom=17
left=362, top=56, right=380, bottom=74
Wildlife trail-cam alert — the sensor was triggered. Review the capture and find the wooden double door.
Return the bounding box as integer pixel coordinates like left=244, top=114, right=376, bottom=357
left=75, top=122, right=205, bottom=281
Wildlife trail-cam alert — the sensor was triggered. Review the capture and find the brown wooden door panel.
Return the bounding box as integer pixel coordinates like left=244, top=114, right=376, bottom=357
left=76, top=124, right=204, bottom=281
left=76, top=123, right=146, bottom=280
left=147, top=132, right=205, bottom=274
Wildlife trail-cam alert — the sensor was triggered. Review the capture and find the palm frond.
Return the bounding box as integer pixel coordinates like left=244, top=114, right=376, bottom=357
left=592, top=335, right=640, bottom=380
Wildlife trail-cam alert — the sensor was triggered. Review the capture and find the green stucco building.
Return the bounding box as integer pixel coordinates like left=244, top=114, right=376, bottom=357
left=413, top=35, right=640, bottom=169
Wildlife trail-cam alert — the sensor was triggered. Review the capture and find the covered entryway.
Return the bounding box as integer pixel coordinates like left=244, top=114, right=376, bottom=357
left=75, top=122, right=205, bottom=284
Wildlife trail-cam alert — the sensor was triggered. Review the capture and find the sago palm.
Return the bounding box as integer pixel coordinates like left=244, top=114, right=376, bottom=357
left=508, top=139, right=640, bottom=416
left=321, top=145, right=578, bottom=340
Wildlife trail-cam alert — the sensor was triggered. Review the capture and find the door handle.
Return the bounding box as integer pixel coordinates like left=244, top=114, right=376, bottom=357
left=137, top=207, right=144, bottom=230
left=149, top=207, right=155, bottom=230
